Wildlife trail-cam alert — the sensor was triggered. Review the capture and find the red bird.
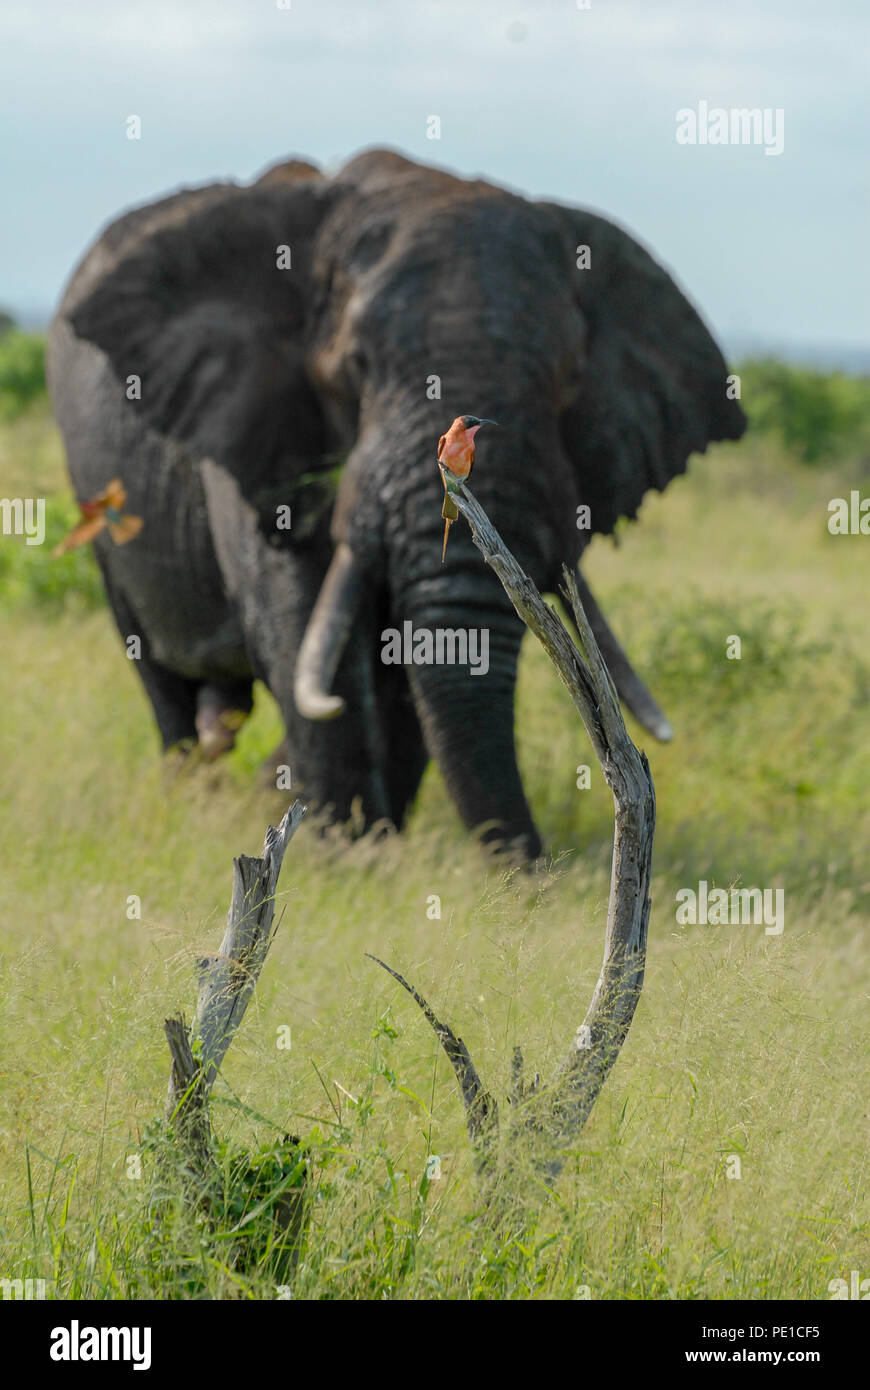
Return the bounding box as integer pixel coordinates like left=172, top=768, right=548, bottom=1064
left=436, top=415, right=497, bottom=561
left=52, top=477, right=143, bottom=556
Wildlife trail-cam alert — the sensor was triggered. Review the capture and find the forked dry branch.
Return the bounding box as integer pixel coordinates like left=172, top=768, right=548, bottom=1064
left=371, top=480, right=656, bottom=1183
left=156, top=476, right=653, bottom=1214
left=160, top=801, right=307, bottom=1214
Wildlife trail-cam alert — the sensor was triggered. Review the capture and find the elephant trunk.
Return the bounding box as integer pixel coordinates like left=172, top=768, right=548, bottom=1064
left=406, top=614, right=542, bottom=860
left=294, top=541, right=364, bottom=720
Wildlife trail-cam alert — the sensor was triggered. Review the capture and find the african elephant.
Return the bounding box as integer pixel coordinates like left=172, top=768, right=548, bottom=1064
left=48, top=148, right=745, bottom=858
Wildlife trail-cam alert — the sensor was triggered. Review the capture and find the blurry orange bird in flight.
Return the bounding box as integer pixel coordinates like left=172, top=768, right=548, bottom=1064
left=52, top=477, right=143, bottom=556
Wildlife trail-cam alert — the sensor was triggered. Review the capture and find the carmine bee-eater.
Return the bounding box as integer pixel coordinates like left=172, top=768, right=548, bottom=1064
left=52, top=477, right=143, bottom=557
left=436, top=415, right=497, bottom=562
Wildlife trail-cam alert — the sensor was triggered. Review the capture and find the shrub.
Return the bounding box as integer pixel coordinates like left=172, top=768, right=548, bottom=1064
left=0, top=331, right=47, bottom=421
left=0, top=493, right=104, bottom=610
left=738, top=359, right=870, bottom=465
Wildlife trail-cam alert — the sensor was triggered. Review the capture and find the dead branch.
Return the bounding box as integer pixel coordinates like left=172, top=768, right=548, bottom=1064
left=159, top=801, right=307, bottom=1245
left=366, top=954, right=497, bottom=1154
left=372, top=482, right=655, bottom=1184
left=163, top=1013, right=213, bottom=1183
left=190, top=800, right=307, bottom=1093
left=164, top=800, right=306, bottom=1129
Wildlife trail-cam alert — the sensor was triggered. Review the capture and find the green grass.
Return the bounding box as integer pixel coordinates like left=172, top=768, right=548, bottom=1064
left=0, top=406, right=868, bottom=1300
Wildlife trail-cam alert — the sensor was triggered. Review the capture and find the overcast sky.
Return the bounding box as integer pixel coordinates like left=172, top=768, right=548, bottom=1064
left=1, top=0, right=867, bottom=357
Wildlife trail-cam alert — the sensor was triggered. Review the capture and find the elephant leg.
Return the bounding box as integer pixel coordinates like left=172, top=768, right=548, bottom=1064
left=376, top=661, right=429, bottom=827
left=202, top=459, right=394, bottom=827
left=95, top=552, right=199, bottom=749
left=276, top=617, right=393, bottom=826
left=366, top=586, right=429, bottom=825
left=405, top=619, right=541, bottom=859
left=195, top=678, right=254, bottom=759
left=271, top=648, right=426, bottom=824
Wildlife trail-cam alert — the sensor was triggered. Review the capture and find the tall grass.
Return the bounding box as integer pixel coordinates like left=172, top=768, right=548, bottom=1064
left=0, top=407, right=868, bottom=1300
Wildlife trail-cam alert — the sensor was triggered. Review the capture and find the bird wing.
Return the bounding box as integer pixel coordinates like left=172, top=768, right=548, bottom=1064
left=52, top=515, right=107, bottom=556
left=107, top=514, right=144, bottom=546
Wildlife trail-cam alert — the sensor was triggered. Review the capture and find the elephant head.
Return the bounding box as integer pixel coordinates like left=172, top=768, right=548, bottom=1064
left=67, top=149, right=745, bottom=857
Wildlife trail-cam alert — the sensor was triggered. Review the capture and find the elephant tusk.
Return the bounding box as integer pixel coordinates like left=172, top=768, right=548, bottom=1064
left=294, top=542, right=364, bottom=721
left=571, top=568, right=674, bottom=742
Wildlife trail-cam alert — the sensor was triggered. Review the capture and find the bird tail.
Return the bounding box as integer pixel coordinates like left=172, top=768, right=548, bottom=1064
left=441, top=517, right=451, bottom=563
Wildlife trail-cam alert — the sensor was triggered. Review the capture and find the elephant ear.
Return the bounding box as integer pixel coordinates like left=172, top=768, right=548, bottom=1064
left=542, top=201, right=746, bottom=536
left=67, top=168, right=334, bottom=532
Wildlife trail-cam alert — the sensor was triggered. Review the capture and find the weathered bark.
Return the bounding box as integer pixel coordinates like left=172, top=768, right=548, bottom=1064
left=162, top=1013, right=214, bottom=1196
left=366, top=954, right=498, bottom=1160
left=372, top=481, right=655, bottom=1185
left=158, top=801, right=308, bottom=1254
left=189, top=800, right=307, bottom=1091
left=164, top=801, right=306, bottom=1124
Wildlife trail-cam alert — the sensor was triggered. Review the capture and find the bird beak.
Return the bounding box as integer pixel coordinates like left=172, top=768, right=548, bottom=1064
left=477, top=419, right=498, bottom=427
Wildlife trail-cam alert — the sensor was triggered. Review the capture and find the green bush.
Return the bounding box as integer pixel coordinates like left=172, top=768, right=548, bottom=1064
left=0, top=330, right=47, bottom=421
left=0, top=493, right=104, bottom=611
left=738, top=358, right=870, bottom=465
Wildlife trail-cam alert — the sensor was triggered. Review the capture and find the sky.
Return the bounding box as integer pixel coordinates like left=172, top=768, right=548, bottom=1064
left=1, top=0, right=867, bottom=361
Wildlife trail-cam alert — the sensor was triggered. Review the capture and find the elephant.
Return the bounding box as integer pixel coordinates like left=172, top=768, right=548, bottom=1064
left=48, top=148, right=745, bottom=859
